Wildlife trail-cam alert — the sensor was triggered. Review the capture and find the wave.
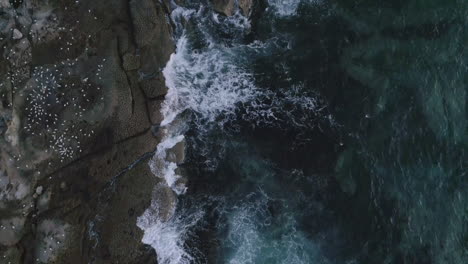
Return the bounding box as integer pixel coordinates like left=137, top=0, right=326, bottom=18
left=220, top=190, right=332, bottom=264
left=138, top=2, right=259, bottom=263
left=138, top=1, right=333, bottom=263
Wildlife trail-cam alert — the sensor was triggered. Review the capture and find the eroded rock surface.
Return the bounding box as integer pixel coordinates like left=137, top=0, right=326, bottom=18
left=0, top=0, right=175, bottom=262
left=211, top=0, right=255, bottom=16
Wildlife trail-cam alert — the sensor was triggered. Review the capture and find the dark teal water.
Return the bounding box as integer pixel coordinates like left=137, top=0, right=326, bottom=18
left=144, top=0, right=467, bottom=263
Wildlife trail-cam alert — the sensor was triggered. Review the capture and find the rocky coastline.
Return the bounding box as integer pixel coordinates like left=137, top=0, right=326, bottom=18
left=0, top=0, right=173, bottom=262
left=0, top=0, right=257, bottom=263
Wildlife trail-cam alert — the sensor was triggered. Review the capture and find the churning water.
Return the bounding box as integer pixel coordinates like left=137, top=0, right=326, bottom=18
left=139, top=0, right=468, bottom=263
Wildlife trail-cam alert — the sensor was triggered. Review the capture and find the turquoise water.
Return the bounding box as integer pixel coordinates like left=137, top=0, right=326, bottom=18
left=143, top=0, right=467, bottom=263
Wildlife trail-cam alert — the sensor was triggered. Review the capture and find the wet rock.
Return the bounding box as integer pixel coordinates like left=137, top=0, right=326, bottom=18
left=139, top=183, right=176, bottom=224
left=167, top=139, right=185, bottom=164
left=147, top=99, right=164, bottom=125
left=212, top=0, right=235, bottom=16
left=239, top=0, right=254, bottom=16
left=211, top=0, right=255, bottom=16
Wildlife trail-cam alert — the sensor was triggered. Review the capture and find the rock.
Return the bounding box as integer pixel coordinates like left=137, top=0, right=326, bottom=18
left=83, top=154, right=161, bottom=263
left=130, top=0, right=174, bottom=74
left=167, top=139, right=185, bottom=164
left=12, top=28, right=22, bottom=39
left=29, top=7, right=60, bottom=45
left=0, top=216, right=26, bottom=246
left=0, top=246, right=22, bottom=264
left=211, top=0, right=235, bottom=16
left=122, top=53, right=140, bottom=71
left=211, top=0, right=255, bottom=16
left=140, top=74, right=168, bottom=98
left=0, top=11, right=15, bottom=35
left=147, top=99, right=164, bottom=125
left=0, top=0, right=174, bottom=262
left=139, top=183, right=176, bottom=224
left=239, top=0, right=254, bottom=16
left=37, top=190, right=51, bottom=213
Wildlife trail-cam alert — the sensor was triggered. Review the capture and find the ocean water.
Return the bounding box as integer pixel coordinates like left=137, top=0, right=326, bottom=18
left=139, top=0, right=468, bottom=263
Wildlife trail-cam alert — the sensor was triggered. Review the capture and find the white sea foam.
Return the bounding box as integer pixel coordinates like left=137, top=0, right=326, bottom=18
left=138, top=204, right=204, bottom=264
left=162, top=36, right=259, bottom=129
left=139, top=1, right=332, bottom=262
left=268, top=0, right=322, bottom=16
left=149, top=134, right=186, bottom=194
left=223, top=191, right=331, bottom=264
left=139, top=2, right=259, bottom=262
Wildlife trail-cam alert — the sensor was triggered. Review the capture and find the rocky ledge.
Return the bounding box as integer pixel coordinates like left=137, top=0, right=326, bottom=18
left=0, top=0, right=173, bottom=262
left=0, top=0, right=255, bottom=263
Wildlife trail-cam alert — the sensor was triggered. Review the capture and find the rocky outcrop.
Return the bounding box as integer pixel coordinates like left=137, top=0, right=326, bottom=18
left=211, top=0, right=255, bottom=16
left=239, top=0, right=254, bottom=16
left=212, top=0, right=236, bottom=16
left=0, top=0, right=175, bottom=262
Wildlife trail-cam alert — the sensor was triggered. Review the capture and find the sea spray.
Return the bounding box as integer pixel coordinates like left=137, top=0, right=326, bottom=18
left=137, top=3, right=259, bottom=263
left=137, top=1, right=334, bottom=263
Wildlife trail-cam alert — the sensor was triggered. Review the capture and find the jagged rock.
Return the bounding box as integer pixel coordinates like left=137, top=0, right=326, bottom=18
left=130, top=0, right=174, bottom=74
left=211, top=0, right=255, bottom=16
left=212, top=0, right=235, bottom=16
left=239, top=0, right=254, bottom=16
left=167, top=139, right=186, bottom=164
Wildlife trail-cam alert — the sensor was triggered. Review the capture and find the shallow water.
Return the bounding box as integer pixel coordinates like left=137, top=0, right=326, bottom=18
left=139, top=0, right=468, bottom=263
